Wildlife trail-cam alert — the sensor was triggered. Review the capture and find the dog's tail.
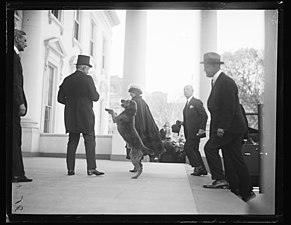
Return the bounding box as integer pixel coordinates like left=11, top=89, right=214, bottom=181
left=141, top=146, right=154, bottom=156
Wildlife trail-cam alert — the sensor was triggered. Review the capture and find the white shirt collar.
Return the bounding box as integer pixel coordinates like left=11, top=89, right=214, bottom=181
left=14, top=46, right=19, bottom=55
left=212, top=69, right=222, bottom=84
left=187, top=96, right=193, bottom=104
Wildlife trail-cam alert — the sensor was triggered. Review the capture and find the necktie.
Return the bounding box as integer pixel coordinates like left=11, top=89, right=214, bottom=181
left=16, top=53, right=21, bottom=61
left=211, top=79, right=214, bottom=88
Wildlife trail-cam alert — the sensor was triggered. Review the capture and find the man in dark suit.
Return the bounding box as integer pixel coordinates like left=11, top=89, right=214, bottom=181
left=159, top=122, right=171, bottom=141
left=201, top=52, right=255, bottom=202
left=57, top=55, right=104, bottom=176
left=180, top=85, right=208, bottom=176
left=12, top=29, right=32, bottom=183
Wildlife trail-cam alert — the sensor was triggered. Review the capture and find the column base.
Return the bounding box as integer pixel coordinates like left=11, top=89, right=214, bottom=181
left=21, top=121, right=40, bottom=153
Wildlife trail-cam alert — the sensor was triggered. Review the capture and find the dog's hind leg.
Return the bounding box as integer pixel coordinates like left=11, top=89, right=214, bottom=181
left=130, top=149, right=143, bottom=179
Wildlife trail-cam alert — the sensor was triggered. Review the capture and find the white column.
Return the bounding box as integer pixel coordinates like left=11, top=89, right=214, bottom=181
left=20, top=10, right=45, bottom=153
left=122, top=10, right=147, bottom=99
left=248, top=10, right=278, bottom=214
left=199, top=10, right=218, bottom=106
left=111, top=10, right=147, bottom=160
left=199, top=10, right=218, bottom=155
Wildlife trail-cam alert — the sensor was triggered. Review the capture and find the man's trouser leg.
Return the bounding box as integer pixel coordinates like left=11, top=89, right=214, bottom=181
left=83, top=131, right=97, bottom=170
left=67, top=133, right=80, bottom=171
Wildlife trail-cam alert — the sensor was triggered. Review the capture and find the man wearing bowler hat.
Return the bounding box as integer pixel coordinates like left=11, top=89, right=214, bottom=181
left=57, top=55, right=104, bottom=176
left=201, top=52, right=255, bottom=202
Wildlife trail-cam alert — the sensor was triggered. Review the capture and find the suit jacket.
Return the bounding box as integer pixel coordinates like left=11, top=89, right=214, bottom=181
left=57, top=70, right=99, bottom=133
left=207, top=72, right=247, bottom=135
left=13, top=51, right=27, bottom=116
left=159, top=128, right=166, bottom=140
left=183, top=97, right=208, bottom=140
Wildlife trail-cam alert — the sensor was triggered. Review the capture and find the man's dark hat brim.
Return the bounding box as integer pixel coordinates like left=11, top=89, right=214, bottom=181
left=76, top=63, right=92, bottom=67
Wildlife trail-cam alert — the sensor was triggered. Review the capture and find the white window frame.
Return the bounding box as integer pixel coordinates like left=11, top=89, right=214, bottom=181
left=74, top=10, right=81, bottom=42
left=42, top=37, right=66, bottom=133
left=42, top=63, right=57, bottom=133
left=48, top=10, right=64, bottom=34
left=89, top=20, right=96, bottom=57
left=101, top=36, right=108, bottom=71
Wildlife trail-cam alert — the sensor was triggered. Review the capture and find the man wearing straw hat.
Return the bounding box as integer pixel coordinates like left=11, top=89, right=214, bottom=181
left=200, top=52, right=255, bottom=202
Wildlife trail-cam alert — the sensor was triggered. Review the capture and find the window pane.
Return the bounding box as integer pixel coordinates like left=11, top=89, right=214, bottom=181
left=102, top=55, right=105, bottom=69
left=44, top=106, right=51, bottom=133
left=44, top=66, right=54, bottom=133
left=91, top=22, right=95, bottom=39
left=48, top=67, right=54, bottom=106
left=90, top=41, right=94, bottom=57
left=76, top=10, right=80, bottom=20
left=102, top=39, right=106, bottom=53
left=74, top=22, right=79, bottom=40
left=51, top=10, right=59, bottom=19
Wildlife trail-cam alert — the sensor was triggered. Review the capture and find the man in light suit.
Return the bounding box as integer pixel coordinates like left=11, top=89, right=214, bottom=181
left=179, top=85, right=208, bottom=176
left=201, top=52, right=255, bottom=202
left=12, top=29, right=32, bottom=183
left=57, top=55, right=104, bottom=176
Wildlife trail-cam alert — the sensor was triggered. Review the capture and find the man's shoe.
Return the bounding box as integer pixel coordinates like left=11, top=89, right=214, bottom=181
left=230, top=188, right=241, bottom=197
left=191, top=166, right=208, bottom=176
left=242, top=191, right=256, bottom=202
left=87, top=169, right=104, bottom=176
left=67, top=170, right=75, bottom=176
left=191, top=169, right=208, bottom=176
left=129, top=168, right=137, bottom=173
left=203, top=180, right=229, bottom=189
left=153, top=156, right=159, bottom=162
left=12, top=176, right=33, bottom=183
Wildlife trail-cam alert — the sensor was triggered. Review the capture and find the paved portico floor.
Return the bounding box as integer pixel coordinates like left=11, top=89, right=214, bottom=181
left=8, top=157, right=256, bottom=222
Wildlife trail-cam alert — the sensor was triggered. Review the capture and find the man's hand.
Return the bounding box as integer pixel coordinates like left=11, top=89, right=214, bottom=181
left=19, top=104, right=26, bottom=116
left=217, top=128, right=224, bottom=138
left=197, top=129, right=206, bottom=138
left=197, top=129, right=205, bottom=135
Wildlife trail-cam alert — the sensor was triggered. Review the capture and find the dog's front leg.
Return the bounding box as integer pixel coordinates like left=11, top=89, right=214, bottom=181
left=105, top=108, right=117, bottom=123
left=111, top=113, right=118, bottom=123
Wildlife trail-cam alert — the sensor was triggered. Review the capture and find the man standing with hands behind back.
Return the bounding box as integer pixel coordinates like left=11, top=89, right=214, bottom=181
left=57, top=55, right=104, bottom=177
left=12, top=29, right=32, bottom=183
left=201, top=52, right=255, bottom=202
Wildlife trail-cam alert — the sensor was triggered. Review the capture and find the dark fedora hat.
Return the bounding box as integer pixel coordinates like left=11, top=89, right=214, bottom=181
left=171, top=124, right=181, bottom=134
left=76, top=55, right=92, bottom=67
left=200, top=52, right=224, bottom=64
left=128, top=85, right=143, bottom=95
